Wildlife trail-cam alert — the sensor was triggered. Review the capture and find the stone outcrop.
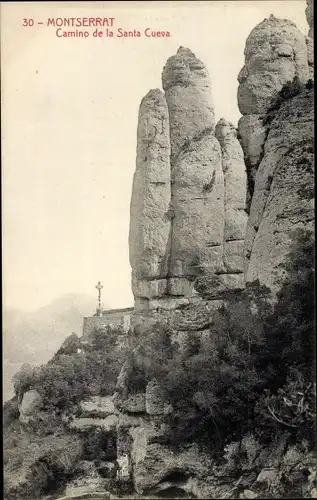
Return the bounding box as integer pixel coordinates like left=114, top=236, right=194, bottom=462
left=113, top=364, right=317, bottom=499
left=162, top=47, right=225, bottom=286
left=306, top=36, right=314, bottom=79
left=63, top=461, right=108, bottom=498
left=237, top=14, right=311, bottom=212
left=79, top=395, right=115, bottom=418
left=306, top=0, right=314, bottom=79
left=121, top=7, right=315, bottom=497
left=162, top=46, right=215, bottom=160
left=236, top=12, right=314, bottom=296
left=215, top=118, right=248, bottom=273
left=130, top=433, right=214, bottom=497
left=244, top=89, right=314, bottom=294
left=306, top=0, right=314, bottom=39
left=238, top=15, right=309, bottom=116
left=130, top=47, right=248, bottom=313
left=69, top=415, right=118, bottom=433
left=129, top=88, right=171, bottom=299
left=18, top=389, right=42, bottom=425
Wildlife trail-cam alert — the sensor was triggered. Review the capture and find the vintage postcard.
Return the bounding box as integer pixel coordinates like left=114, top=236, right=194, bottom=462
left=2, top=1, right=315, bottom=499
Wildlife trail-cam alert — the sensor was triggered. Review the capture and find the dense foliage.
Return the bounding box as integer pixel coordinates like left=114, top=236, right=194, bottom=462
left=12, top=326, right=127, bottom=413
left=127, top=228, right=315, bottom=448
left=6, top=226, right=315, bottom=498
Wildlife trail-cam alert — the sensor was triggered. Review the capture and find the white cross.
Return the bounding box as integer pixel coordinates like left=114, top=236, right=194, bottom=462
left=95, top=281, right=103, bottom=310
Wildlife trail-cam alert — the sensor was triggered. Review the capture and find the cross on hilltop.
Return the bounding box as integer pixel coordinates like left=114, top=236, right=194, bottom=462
left=95, top=281, right=103, bottom=314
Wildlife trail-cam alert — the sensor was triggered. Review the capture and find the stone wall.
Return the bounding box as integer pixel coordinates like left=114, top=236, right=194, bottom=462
left=82, top=308, right=133, bottom=338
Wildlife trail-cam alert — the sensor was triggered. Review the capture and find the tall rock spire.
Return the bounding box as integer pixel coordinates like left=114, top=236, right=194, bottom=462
left=162, top=47, right=215, bottom=162
left=129, top=89, right=171, bottom=302
left=129, top=48, right=249, bottom=312
left=215, top=119, right=248, bottom=275
left=162, top=47, right=225, bottom=289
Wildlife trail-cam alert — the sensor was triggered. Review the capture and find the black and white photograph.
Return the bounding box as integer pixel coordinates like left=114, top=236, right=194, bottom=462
left=2, top=1, right=315, bottom=498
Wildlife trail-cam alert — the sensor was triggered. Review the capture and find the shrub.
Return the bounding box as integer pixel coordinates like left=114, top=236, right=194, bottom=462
left=306, top=78, right=314, bottom=90
left=3, top=398, right=20, bottom=428
left=25, top=435, right=83, bottom=497
left=125, top=229, right=315, bottom=448
left=54, top=333, right=81, bottom=356
left=89, top=325, right=119, bottom=352
left=4, top=426, right=83, bottom=500
left=12, top=325, right=127, bottom=413
left=12, top=363, right=40, bottom=400
left=82, top=428, right=117, bottom=461
left=263, top=228, right=315, bottom=387
left=262, top=76, right=307, bottom=126
left=255, top=368, right=316, bottom=443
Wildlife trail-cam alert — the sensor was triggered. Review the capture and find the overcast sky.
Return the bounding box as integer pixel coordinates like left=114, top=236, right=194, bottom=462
left=2, top=1, right=309, bottom=312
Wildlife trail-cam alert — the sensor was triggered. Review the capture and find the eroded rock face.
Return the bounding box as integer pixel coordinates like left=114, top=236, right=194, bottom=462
left=130, top=431, right=213, bottom=497
left=130, top=47, right=248, bottom=310
left=122, top=8, right=315, bottom=498
left=163, top=47, right=225, bottom=285
left=238, top=115, right=269, bottom=212
left=306, top=0, right=314, bottom=78
left=69, top=415, right=118, bottom=433
left=238, top=15, right=309, bottom=116
left=306, top=0, right=314, bottom=39
left=244, top=89, right=314, bottom=294
left=162, top=46, right=215, bottom=161
left=215, top=118, right=248, bottom=273
left=237, top=14, right=312, bottom=215
left=79, top=396, right=115, bottom=418
left=129, top=89, right=171, bottom=297
left=306, top=36, right=314, bottom=79
left=64, top=461, right=106, bottom=497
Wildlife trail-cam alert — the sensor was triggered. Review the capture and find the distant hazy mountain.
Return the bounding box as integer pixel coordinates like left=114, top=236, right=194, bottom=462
left=3, top=293, right=107, bottom=401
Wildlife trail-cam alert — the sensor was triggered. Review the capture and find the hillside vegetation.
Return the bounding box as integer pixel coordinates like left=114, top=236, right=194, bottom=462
left=3, top=228, right=316, bottom=499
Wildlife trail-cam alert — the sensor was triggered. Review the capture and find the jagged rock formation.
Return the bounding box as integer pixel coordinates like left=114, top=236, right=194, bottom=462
left=306, top=36, right=314, bottom=79
left=306, top=0, right=314, bottom=79
left=113, top=360, right=317, bottom=499
left=129, top=89, right=171, bottom=300
left=129, top=48, right=248, bottom=313
left=121, top=8, right=315, bottom=494
left=162, top=47, right=225, bottom=286
left=238, top=15, right=309, bottom=116
left=215, top=119, right=248, bottom=274
left=237, top=12, right=314, bottom=295
left=306, top=0, right=314, bottom=39
left=244, top=89, right=314, bottom=294
left=237, top=14, right=311, bottom=214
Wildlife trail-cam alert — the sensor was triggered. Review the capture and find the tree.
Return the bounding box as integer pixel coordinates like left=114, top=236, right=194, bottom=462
left=12, top=363, right=40, bottom=401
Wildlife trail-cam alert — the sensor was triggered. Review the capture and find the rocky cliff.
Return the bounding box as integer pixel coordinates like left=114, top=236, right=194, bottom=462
left=4, top=4, right=314, bottom=500
left=119, top=5, right=315, bottom=499
left=306, top=0, right=314, bottom=40
left=243, top=89, right=314, bottom=294
left=237, top=10, right=314, bottom=295
left=129, top=47, right=248, bottom=318
left=237, top=13, right=311, bottom=212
